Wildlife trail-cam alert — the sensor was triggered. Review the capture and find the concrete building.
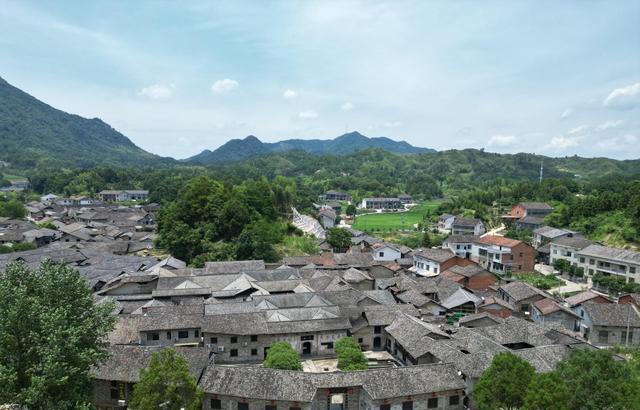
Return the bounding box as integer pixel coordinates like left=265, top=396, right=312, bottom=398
left=577, top=244, right=640, bottom=283
left=471, top=236, right=535, bottom=275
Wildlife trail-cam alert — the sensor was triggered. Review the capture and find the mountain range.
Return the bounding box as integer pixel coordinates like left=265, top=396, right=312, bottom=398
left=184, top=132, right=435, bottom=164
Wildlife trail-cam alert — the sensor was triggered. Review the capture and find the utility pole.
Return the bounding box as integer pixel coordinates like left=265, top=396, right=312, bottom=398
left=626, top=304, right=632, bottom=346
left=539, top=159, right=544, bottom=184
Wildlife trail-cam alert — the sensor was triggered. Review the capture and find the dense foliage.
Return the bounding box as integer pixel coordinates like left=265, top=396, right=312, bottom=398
left=472, top=352, right=535, bottom=410
left=0, top=194, right=26, bottom=218
left=0, top=261, right=115, bottom=408
left=129, top=349, right=203, bottom=410
left=156, top=176, right=299, bottom=264
left=263, top=342, right=303, bottom=370
left=473, top=349, right=640, bottom=410
left=335, top=337, right=368, bottom=371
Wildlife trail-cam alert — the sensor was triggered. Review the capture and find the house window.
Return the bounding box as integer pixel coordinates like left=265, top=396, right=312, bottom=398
left=553, top=249, right=557, bottom=254
left=266, top=406, right=277, bottom=410
left=194, top=330, right=199, bottom=338
left=358, top=338, right=363, bottom=343
left=251, top=335, right=258, bottom=342
left=110, top=381, right=119, bottom=400
left=178, top=330, right=189, bottom=339
left=166, top=331, right=171, bottom=340
left=589, top=259, right=595, bottom=265
left=631, top=267, right=637, bottom=274
left=379, top=252, right=384, bottom=257
left=321, top=341, right=334, bottom=349
left=230, top=349, right=238, bottom=357
left=147, top=332, right=159, bottom=341
left=230, top=336, right=238, bottom=343
left=580, top=257, right=585, bottom=263
left=449, top=395, right=460, bottom=406
left=402, top=401, right=413, bottom=410
left=210, top=337, right=218, bottom=344
left=434, top=267, right=438, bottom=274
left=598, top=330, right=609, bottom=344
left=251, top=348, right=258, bottom=356
left=374, top=326, right=382, bottom=334
left=380, top=405, right=390, bottom=410
left=427, top=398, right=438, bottom=409
left=238, top=403, right=249, bottom=410
left=211, top=399, right=221, bottom=409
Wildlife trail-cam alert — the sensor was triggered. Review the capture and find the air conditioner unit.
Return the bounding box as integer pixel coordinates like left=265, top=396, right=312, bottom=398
left=218, top=346, right=225, bottom=352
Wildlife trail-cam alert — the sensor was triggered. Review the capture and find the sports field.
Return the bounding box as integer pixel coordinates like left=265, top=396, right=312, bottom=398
left=352, top=200, right=443, bottom=232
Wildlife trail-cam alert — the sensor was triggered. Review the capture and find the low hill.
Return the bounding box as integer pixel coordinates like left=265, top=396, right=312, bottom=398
left=185, top=131, right=434, bottom=164
left=0, top=77, right=172, bottom=168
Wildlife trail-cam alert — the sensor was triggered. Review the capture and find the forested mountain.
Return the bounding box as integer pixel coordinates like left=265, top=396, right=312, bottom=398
left=184, top=131, right=434, bottom=163
left=0, top=77, right=172, bottom=168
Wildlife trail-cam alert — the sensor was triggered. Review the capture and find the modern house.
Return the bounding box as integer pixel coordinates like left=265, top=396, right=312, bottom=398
left=549, top=236, right=596, bottom=267
left=412, top=248, right=458, bottom=277
left=442, top=235, right=478, bottom=258
left=319, top=190, right=352, bottom=202
left=437, top=214, right=456, bottom=233
left=371, top=242, right=403, bottom=262
left=502, top=202, right=553, bottom=230
left=471, top=236, right=535, bottom=275
left=576, top=244, right=640, bottom=283
left=98, top=190, right=150, bottom=202
left=532, top=226, right=577, bottom=249
left=360, top=197, right=403, bottom=210
left=451, top=216, right=485, bottom=236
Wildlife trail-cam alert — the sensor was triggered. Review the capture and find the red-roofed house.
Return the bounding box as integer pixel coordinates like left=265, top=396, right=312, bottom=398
left=471, top=235, right=535, bottom=275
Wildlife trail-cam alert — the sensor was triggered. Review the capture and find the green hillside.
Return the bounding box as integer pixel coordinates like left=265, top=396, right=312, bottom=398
left=0, top=77, right=172, bottom=168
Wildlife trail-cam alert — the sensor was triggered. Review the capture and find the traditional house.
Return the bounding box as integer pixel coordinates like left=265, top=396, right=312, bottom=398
left=437, top=214, right=455, bottom=233
left=532, top=226, right=577, bottom=249
left=497, top=282, right=550, bottom=314
left=531, top=298, right=581, bottom=331
left=580, top=302, right=640, bottom=346
left=318, top=207, right=337, bottom=228
left=371, top=242, right=402, bottom=262
left=412, top=248, right=457, bottom=277
left=441, top=264, right=498, bottom=291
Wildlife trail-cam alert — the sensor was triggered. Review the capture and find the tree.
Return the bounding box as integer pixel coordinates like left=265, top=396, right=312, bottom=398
left=555, top=349, right=638, bottom=410
left=263, top=342, right=302, bottom=370
left=346, top=204, right=357, bottom=217
left=128, top=349, right=203, bottom=410
left=0, top=198, right=26, bottom=218
left=421, top=230, right=432, bottom=247
left=522, top=372, right=571, bottom=410
left=472, top=352, right=535, bottom=410
left=326, top=227, right=352, bottom=252
left=0, top=261, right=115, bottom=408
left=335, top=337, right=368, bottom=371
left=553, top=259, right=571, bottom=274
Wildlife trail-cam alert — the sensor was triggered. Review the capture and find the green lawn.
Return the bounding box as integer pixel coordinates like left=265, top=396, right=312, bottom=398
left=352, top=200, right=443, bottom=232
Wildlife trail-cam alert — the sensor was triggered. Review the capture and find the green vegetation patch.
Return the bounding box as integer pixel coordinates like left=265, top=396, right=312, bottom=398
left=513, top=273, right=563, bottom=290
left=352, top=200, right=442, bottom=232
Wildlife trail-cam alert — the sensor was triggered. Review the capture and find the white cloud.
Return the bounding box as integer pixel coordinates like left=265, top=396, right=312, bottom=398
left=211, top=78, right=239, bottom=94
left=560, top=108, right=573, bottom=120
left=595, top=134, right=637, bottom=150
left=384, top=121, right=403, bottom=128
left=341, top=101, right=354, bottom=111
left=298, top=110, right=318, bottom=119
left=487, top=135, right=516, bottom=146
left=137, top=84, right=174, bottom=100
left=597, top=120, right=623, bottom=131
left=568, top=125, right=589, bottom=135
left=603, top=82, right=640, bottom=110
left=544, top=135, right=581, bottom=150
left=282, top=89, right=298, bottom=99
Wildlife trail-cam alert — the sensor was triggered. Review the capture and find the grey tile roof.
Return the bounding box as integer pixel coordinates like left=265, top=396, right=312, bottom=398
left=198, top=363, right=465, bottom=401
left=550, top=236, right=596, bottom=250
left=499, top=281, right=549, bottom=302
left=92, top=345, right=210, bottom=383
left=441, top=288, right=481, bottom=310
left=519, top=202, right=553, bottom=210
left=564, top=291, right=610, bottom=307
left=414, top=247, right=456, bottom=263
left=578, top=244, right=640, bottom=265
left=203, top=260, right=266, bottom=274
left=582, top=302, right=640, bottom=327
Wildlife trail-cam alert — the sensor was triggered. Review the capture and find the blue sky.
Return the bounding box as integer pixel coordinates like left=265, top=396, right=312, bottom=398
left=1, top=1, right=639, bottom=159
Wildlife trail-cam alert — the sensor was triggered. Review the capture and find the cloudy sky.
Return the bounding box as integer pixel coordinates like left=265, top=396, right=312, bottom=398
left=1, top=1, right=639, bottom=159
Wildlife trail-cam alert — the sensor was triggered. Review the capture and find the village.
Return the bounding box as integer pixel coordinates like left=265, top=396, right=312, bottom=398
left=1, top=186, right=639, bottom=410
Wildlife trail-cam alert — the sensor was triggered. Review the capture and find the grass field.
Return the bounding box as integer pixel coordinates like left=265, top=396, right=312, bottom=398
left=352, top=200, right=443, bottom=232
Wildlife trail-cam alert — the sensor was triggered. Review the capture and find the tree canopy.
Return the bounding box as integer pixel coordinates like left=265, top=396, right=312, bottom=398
left=128, top=349, right=203, bottom=410
left=472, top=352, right=535, bottom=410
left=0, top=261, right=115, bottom=409
left=263, top=342, right=303, bottom=371
left=326, top=227, right=352, bottom=252
left=335, top=336, right=368, bottom=371
left=522, top=372, right=571, bottom=410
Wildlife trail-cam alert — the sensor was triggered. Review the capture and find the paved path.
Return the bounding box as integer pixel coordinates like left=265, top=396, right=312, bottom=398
left=482, top=223, right=505, bottom=237
left=535, top=263, right=589, bottom=294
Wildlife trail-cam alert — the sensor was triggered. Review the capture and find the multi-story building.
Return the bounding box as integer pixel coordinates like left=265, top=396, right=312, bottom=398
left=99, top=190, right=149, bottom=202
left=451, top=216, right=485, bottom=236
left=442, top=235, right=478, bottom=258
left=471, top=236, right=535, bottom=275
left=549, top=236, right=596, bottom=267
left=576, top=244, right=640, bottom=283
left=360, top=198, right=402, bottom=210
